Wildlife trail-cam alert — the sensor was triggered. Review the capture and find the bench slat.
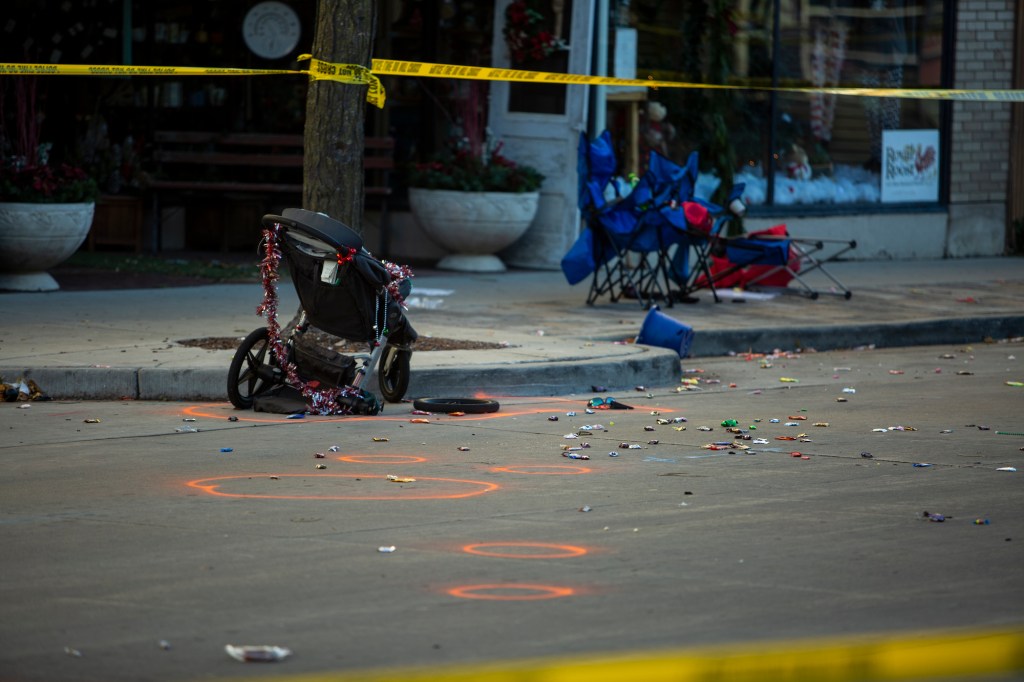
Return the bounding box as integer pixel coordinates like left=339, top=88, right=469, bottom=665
left=149, top=180, right=304, bottom=193
left=154, top=150, right=304, bottom=167
left=149, top=132, right=393, bottom=194
left=154, top=131, right=303, bottom=147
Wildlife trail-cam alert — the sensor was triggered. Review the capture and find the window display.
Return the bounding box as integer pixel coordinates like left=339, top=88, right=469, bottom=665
left=627, top=0, right=946, bottom=208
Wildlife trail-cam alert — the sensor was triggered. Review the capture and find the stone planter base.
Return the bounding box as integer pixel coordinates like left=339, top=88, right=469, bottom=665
left=0, top=202, right=95, bottom=292
left=409, top=188, right=539, bottom=272
left=0, top=271, right=63, bottom=292
left=435, top=253, right=508, bottom=272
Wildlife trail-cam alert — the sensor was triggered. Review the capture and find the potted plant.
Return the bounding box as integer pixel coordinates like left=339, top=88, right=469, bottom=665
left=0, top=77, right=99, bottom=292
left=408, top=138, right=544, bottom=272
left=503, top=0, right=565, bottom=66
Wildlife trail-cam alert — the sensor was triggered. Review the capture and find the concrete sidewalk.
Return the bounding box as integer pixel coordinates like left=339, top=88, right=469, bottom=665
left=1, top=256, right=1022, bottom=400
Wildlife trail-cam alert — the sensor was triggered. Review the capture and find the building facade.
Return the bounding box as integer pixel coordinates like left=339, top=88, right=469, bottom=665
left=2, top=1, right=1020, bottom=260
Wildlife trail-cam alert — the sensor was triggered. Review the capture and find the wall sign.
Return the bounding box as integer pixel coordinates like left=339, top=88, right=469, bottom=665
left=881, top=129, right=940, bottom=203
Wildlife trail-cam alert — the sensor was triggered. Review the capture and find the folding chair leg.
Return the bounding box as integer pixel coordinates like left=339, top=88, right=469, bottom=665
left=788, top=239, right=856, bottom=299
left=741, top=238, right=856, bottom=300
left=794, top=239, right=856, bottom=299
left=682, top=244, right=723, bottom=303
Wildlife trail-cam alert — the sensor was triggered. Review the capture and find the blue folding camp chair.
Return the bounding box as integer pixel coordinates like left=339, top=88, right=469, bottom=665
left=561, top=130, right=634, bottom=304
left=562, top=131, right=670, bottom=308
left=663, top=193, right=856, bottom=300
left=646, top=149, right=746, bottom=304
left=717, top=230, right=857, bottom=299
left=617, top=148, right=856, bottom=302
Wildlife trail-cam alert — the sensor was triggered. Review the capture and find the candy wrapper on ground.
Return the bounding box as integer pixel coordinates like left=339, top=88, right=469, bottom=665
left=225, top=644, right=291, bottom=662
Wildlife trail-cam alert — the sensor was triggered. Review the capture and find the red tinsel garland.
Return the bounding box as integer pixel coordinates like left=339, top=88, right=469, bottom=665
left=257, top=223, right=360, bottom=415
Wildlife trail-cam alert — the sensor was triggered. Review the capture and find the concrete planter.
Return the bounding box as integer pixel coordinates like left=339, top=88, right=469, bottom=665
left=409, top=188, right=539, bottom=272
left=0, top=202, right=95, bottom=292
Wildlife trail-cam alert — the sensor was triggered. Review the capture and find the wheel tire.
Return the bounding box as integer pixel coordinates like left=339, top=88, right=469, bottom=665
left=227, top=327, right=281, bottom=409
left=378, top=345, right=411, bottom=403
left=412, top=397, right=500, bottom=414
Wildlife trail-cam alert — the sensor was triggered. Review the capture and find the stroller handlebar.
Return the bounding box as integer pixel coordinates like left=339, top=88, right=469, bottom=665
left=263, top=208, right=364, bottom=253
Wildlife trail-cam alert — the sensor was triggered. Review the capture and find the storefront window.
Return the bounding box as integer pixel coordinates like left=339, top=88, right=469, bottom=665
left=629, top=0, right=946, bottom=208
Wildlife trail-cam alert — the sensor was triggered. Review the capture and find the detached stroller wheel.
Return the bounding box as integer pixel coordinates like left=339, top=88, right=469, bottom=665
left=378, top=345, right=411, bottom=403
left=412, top=397, right=500, bottom=414
left=227, top=327, right=281, bottom=409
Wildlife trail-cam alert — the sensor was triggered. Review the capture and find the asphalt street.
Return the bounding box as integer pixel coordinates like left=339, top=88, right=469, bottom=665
left=1, top=342, right=1022, bottom=682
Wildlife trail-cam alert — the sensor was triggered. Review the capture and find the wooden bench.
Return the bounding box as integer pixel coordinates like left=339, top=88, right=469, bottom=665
left=147, top=131, right=394, bottom=250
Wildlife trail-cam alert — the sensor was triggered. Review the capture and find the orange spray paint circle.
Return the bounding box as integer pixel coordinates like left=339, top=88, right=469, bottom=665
left=446, top=584, right=575, bottom=601
left=186, top=474, right=498, bottom=500
left=462, top=542, right=588, bottom=559
left=337, top=455, right=427, bottom=464
left=491, top=465, right=591, bottom=475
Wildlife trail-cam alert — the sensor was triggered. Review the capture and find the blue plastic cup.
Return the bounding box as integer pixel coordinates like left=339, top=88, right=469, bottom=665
left=636, top=306, right=694, bottom=358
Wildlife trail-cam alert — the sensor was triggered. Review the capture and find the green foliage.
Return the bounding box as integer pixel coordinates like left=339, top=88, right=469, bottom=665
left=408, top=142, right=544, bottom=193
left=0, top=160, right=99, bottom=203
left=676, top=0, right=740, bottom=210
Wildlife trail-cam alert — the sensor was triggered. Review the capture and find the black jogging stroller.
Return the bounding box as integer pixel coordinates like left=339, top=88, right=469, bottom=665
left=227, top=208, right=417, bottom=415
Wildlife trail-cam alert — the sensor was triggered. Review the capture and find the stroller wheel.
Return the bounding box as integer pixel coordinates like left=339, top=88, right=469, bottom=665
left=378, top=345, right=411, bottom=403
left=227, top=327, right=282, bottom=409
left=412, top=397, right=500, bottom=414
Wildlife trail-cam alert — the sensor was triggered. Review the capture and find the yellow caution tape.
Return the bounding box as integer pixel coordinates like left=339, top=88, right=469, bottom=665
left=0, top=58, right=386, bottom=109
left=0, top=61, right=298, bottom=78
left=371, top=58, right=1024, bottom=102
left=3, top=58, right=1023, bottom=103
left=297, top=55, right=385, bottom=108
left=230, top=626, right=1024, bottom=682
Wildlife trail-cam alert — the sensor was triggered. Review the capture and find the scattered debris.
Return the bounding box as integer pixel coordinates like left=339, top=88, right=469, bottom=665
left=1, top=377, right=49, bottom=402
left=225, top=645, right=291, bottom=663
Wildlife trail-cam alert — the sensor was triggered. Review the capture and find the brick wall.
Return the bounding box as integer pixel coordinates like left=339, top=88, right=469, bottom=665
left=950, top=0, right=1015, bottom=203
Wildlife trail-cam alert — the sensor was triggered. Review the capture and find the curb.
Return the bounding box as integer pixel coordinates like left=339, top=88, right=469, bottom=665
left=5, top=317, right=1020, bottom=401
left=687, top=316, right=1024, bottom=357
left=0, top=347, right=682, bottom=401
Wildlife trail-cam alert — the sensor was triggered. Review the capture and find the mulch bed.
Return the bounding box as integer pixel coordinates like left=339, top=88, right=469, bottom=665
left=53, top=263, right=505, bottom=352
left=178, top=334, right=507, bottom=352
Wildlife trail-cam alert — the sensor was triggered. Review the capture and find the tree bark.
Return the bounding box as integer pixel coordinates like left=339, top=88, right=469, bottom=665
left=303, top=0, right=377, bottom=233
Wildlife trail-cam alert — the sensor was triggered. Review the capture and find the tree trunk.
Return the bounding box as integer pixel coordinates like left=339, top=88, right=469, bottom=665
left=303, top=0, right=377, bottom=233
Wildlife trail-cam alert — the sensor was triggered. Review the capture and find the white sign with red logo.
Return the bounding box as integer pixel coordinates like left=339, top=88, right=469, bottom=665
left=881, top=129, right=940, bottom=203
